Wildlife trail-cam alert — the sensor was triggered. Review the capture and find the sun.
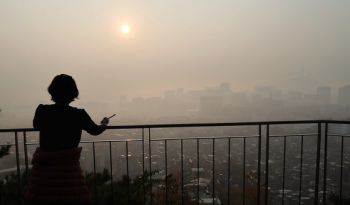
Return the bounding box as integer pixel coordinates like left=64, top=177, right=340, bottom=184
left=122, top=25, right=129, bottom=33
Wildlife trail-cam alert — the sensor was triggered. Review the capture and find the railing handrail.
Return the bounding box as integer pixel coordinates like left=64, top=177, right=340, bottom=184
left=1, top=119, right=349, bottom=205
left=1, top=119, right=350, bottom=132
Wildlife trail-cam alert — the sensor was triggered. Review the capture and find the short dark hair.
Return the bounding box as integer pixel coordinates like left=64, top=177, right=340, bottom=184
left=48, top=74, right=79, bottom=104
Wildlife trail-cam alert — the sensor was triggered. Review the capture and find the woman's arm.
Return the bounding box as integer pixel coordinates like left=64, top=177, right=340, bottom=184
left=81, top=110, right=109, bottom=136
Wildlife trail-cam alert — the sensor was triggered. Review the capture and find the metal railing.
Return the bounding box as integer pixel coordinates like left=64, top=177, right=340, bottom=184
left=0, top=120, right=349, bottom=205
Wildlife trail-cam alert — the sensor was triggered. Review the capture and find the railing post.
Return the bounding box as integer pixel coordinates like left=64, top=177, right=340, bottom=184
left=23, top=131, right=29, bottom=186
left=243, top=137, right=246, bottom=205
left=340, top=135, right=344, bottom=205
left=149, top=128, right=152, bottom=205
left=142, top=128, right=145, bottom=205
left=282, top=136, right=286, bottom=205
left=181, top=139, right=184, bottom=205
left=299, top=135, right=304, bottom=205
left=165, top=140, right=168, bottom=205
left=315, top=123, right=321, bottom=205
left=109, top=141, right=114, bottom=204
left=258, top=124, right=261, bottom=205
left=323, top=123, right=328, bottom=205
left=228, top=137, right=231, bottom=205
left=126, top=141, right=129, bottom=205
left=93, top=142, right=97, bottom=205
left=213, top=138, right=215, bottom=205
left=265, top=124, right=270, bottom=205
left=14, top=131, right=22, bottom=205
left=197, top=139, right=199, bottom=205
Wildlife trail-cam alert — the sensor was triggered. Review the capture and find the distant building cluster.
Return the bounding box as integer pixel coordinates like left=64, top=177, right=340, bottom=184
left=113, top=82, right=350, bottom=122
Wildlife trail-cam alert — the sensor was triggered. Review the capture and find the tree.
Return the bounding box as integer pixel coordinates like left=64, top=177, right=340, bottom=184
left=82, top=169, right=199, bottom=205
left=136, top=170, right=199, bottom=205
left=238, top=170, right=271, bottom=205
left=327, top=192, right=350, bottom=205
left=0, top=145, right=11, bottom=159
left=0, top=167, right=200, bottom=205
left=0, top=168, right=29, bottom=205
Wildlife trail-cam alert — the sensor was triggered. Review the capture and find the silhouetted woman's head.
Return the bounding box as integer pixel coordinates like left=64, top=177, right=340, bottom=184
left=48, top=74, right=79, bottom=105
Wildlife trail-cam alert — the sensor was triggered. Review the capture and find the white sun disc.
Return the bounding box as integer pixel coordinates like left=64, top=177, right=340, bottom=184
left=122, top=25, right=129, bottom=33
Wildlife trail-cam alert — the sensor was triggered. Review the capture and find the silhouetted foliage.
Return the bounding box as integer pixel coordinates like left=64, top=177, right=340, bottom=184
left=0, top=145, right=12, bottom=158
left=0, top=167, right=199, bottom=205
left=83, top=169, right=198, bottom=205
left=0, top=169, right=28, bottom=205
left=327, top=192, right=350, bottom=205
left=238, top=170, right=271, bottom=205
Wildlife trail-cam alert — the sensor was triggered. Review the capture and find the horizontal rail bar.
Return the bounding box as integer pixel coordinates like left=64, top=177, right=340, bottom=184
left=269, top=133, right=319, bottom=137
left=150, top=135, right=260, bottom=141
left=327, top=134, right=350, bottom=137
left=1, top=120, right=350, bottom=132
left=22, top=133, right=319, bottom=145
left=80, top=139, right=143, bottom=143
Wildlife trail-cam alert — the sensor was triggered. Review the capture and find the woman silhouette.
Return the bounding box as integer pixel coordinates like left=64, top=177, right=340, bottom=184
left=25, top=74, right=109, bottom=205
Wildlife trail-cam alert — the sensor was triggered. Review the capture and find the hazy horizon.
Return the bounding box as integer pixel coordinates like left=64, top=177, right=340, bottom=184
left=1, top=1, right=350, bottom=106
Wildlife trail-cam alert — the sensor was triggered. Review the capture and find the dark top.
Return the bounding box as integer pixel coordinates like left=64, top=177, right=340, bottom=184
left=33, top=104, right=106, bottom=152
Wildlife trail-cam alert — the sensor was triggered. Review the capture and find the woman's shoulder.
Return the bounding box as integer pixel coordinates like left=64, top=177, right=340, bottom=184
left=71, top=106, right=88, bottom=115
left=35, top=104, right=46, bottom=112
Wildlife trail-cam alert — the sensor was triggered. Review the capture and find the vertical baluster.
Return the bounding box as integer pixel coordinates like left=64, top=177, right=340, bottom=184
left=93, top=142, right=97, bottom=204
left=165, top=140, right=168, bottom=205
left=258, top=125, right=261, bottom=205
left=265, top=124, right=270, bottom=205
left=149, top=128, right=152, bottom=205
left=282, top=136, right=286, bottom=205
left=181, top=139, right=184, bottom=205
left=142, top=128, right=145, bottom=205
left=213, top=138, right=215, bottom=205
left=340, top=135, right=344, bottom=205
left=23, top=131, right=29, bottom=186
left=126, top=141, right=129, bottom=205
left=323, top=123, right=328, bottom=204
left=197, top=139, right=199, bottom=205
left=243, top=137, right=246, bottom=205
left=299, top=135, right=304, bottom=205
left=228, top=137, right=231, bottom=205
left=14, top=132, right=22, bottom=205
left=315, top=123, right=322, bottom=204
left=109, top=141, right=114, bottom=204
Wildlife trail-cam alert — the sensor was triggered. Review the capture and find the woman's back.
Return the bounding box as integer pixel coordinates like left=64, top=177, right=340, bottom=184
left=34, top=104, right=105, bottom=152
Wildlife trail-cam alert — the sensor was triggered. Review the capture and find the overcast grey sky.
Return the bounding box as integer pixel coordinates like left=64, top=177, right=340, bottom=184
left=1, top=1, right=350, bottom=106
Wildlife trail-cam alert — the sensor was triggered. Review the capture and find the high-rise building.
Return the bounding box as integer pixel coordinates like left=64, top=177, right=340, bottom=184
left=132, top=97, right=144, bottom=105
left=254, top=85, right=275, bottom=99
left=304, top=94, right=318, bottom=104
left=219, top=83, right=230, bottom=92
left=287, top=91, right=302, bottom=104
left=164, top=90, right=176, bottom=101
left=200, top=96, right=223, bottom=116
left=232, top=92, right=247, bottom=106
left=251, top=94, right=262, bottom=105
left=176, top=88, right=184, bottom=98
left=317, top=87, right=331, bottom=104
left=271, top=90, right=283, bottom=101
left=338, top=85, right=350, bottom=105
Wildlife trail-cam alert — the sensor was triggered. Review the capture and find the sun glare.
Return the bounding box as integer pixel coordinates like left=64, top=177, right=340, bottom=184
left=122, top=25, right=129, bottom=33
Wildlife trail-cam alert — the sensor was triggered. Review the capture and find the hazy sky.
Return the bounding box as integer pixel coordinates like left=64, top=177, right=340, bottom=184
left=1, top=1, right=350, bottom=106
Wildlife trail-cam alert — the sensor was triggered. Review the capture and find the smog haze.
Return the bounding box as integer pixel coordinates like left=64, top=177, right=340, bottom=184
left=1, top=1, right=350, bottom=127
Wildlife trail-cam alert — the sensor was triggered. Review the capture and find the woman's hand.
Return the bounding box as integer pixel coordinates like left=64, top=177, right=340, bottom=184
left=100, top=117, right=109, bottom=127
